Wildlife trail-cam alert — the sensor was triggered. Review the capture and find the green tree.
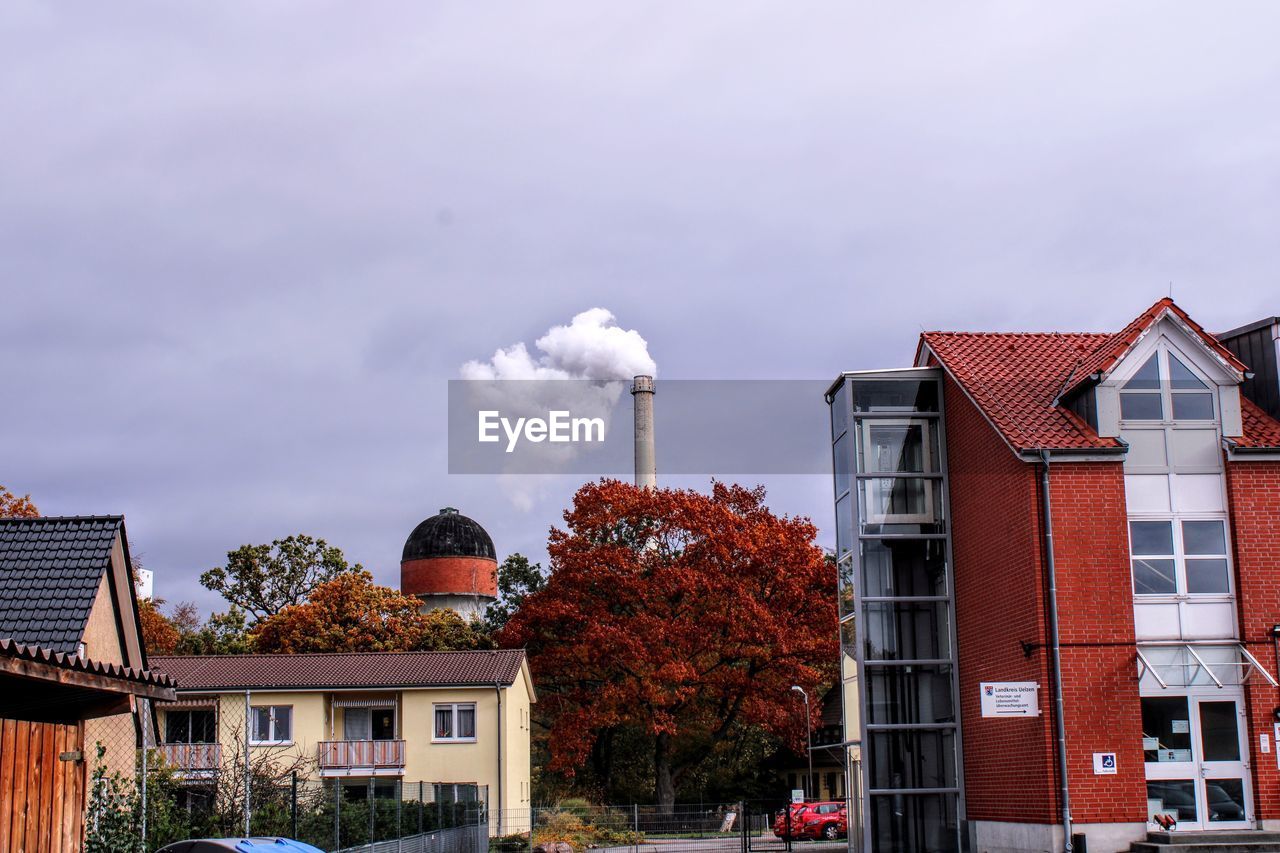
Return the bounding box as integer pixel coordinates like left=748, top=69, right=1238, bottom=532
left=200, top=534, right=361, bottom=623
left=484, top=553, right=547, bottom=635
left=172, top=607, right=255, bottom=655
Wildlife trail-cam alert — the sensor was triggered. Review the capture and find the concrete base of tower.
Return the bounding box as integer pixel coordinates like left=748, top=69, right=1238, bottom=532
left=415, top=593, right=495, bottom=622
left=969, top=819, right=1145, bottom=853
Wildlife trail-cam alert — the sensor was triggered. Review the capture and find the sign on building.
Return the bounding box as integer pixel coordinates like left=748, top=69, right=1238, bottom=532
left=979, top=682, right=1040, bottom=717
left=1093, top=752, right=1117, bottom=775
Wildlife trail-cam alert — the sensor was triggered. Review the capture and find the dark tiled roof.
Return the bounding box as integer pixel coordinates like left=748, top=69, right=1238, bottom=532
left=0, top=637, right=175, bottom=689
left=0, top=516, right=123, bottom=655
left=152, top=649, right=527, bottom=692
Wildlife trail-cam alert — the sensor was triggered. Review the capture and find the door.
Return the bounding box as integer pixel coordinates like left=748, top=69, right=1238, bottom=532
left=1142, top=694, right=1251, bottom=831
left=1197, top=699, right=1250, bottom=828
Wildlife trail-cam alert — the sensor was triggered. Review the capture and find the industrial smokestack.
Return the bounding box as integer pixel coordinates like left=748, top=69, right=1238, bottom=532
left=631, top=375, right=656, bottom=489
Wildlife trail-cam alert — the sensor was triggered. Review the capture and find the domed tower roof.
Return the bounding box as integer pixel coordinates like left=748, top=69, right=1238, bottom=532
left=402, top=507, right=496, bottom=562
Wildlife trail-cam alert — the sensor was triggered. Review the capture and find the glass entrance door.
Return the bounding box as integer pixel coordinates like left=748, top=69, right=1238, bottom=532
left=1197, top=699, right=1250, bottom=828
left=1142, top=694, right=1251, bottom=831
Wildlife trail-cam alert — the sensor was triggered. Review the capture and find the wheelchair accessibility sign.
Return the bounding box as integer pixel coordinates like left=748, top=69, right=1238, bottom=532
left=1093, top=752, right=1117, bottom=775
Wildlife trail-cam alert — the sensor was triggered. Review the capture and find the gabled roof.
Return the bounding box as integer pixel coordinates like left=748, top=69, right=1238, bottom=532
left=918, top=299, right=1280, bottom=456
left=0, top=516, right=124, bottom=655
left=919, top=331, right=1123, bottom=454
left=151, top=648, right=528, bottom=692
left=1063, top=298, right=1247, bottom=396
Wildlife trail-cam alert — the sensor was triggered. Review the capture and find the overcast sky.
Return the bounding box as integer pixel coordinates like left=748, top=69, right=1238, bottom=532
left=3, top=3, right=1278, bottom=614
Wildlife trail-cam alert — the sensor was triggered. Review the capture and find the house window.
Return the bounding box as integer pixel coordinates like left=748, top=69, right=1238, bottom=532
left=343, top=707, right=396, bottom=741
left=1130, top=520, right=1230, bottom=596
left=433, top=703, right=477, bottom=741
left=434, top=782, right=480, bottom=804
left=165, top=709, right=216, bottom=744
left=1120, top=350, right=1215, bottom=423
left=251, top=705, right=293, bottom=744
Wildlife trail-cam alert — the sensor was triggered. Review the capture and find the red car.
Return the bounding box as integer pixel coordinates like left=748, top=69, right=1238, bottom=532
left=773, top=801, right=847, bottom=841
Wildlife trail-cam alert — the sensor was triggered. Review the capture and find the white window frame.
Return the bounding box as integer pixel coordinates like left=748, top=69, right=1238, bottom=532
left=1129, top=517, right=1233, bottom=599
left=859, top=418, right=935, bottom=525
left=250, top=705, right=293, bottom=745
left=432, top=702, right=478, bottom=743
left=1118, top=344, right=1218, bottom=426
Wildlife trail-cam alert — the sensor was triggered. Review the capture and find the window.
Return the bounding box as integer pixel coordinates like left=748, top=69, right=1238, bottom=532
left=1130, top=520, right=1230, bottom=596
left=251, top=705, right=292, bottom=744
left=859, top=420, right=937, bottom=525
left=433, top=703, right=477, bottom=741
left=342, top=707, right=396, bottom=741
left=1120, top=350, right=1215, bottom=423
left=165, top=709, right=216, bottom=744
left=433, top=782, right=480, bottom=804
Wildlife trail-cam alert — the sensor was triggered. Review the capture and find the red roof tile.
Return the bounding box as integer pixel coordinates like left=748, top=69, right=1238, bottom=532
left=920, top=299, right=1280, bottom=455
left=920, top=331, right=1122, bottom=453
left=1234, top=397, right=1280, bottom=450
left=1066, top=298, right=1247, bottom=394
left=151, top=649, right=526, bottom=692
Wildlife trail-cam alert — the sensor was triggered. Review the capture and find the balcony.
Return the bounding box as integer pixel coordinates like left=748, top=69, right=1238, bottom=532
left=159, top=743, right=221, bottom=777
left=318, top=739, right=407, bottom=775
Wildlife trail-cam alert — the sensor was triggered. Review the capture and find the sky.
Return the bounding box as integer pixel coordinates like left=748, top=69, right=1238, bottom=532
left=2, top=2, right=1278, bottom=613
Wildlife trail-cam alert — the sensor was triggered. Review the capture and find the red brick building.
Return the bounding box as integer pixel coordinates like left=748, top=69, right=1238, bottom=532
left=828, top=300, right=1280, bottom=852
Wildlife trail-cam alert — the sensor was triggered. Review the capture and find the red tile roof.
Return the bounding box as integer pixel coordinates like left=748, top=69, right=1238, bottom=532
left=920, top=331, right=1122, bottom=453
left=919, top=299, right=1280, bottom=455
left=151, top=649, right=526, bottom=692
left=1065, top=298, right=1248, bottom=395
left=1234, top=397, right=1280, bottom=450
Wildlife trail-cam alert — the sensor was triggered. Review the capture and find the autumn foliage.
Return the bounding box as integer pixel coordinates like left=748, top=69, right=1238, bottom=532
left=0, top=485, right=39, bottom=519
left=139, top=598, right=181, bottom=655
left=252, top=570, right=494, bottom=653
left=499, top=480, right=837, bottom=809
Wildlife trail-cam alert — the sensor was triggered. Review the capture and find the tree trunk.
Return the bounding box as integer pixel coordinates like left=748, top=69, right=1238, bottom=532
left=654, top=732, right=676, bottom=815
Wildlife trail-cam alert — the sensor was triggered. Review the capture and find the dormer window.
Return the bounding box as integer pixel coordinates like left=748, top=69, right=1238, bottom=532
left=1120, top=350, right=1215, bottom=422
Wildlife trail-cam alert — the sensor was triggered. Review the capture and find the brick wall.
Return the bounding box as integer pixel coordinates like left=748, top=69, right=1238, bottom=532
left=1226, top=459, right=1280, bottom=822
left=944, top=376, right=1057, bottom=823
left=1045, top=461, right=1146, bottom=824
left=401, top=555, right=498, bottom=598
left=945, top=376, right=1147, bottom=826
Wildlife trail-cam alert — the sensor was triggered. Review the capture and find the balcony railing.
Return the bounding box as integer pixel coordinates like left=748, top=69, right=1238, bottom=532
left=318, top=739, right=406, bottom=770
left=159, top=742, right=221, bottom=773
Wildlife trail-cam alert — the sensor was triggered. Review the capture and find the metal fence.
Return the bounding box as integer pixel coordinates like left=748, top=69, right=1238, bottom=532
left=488, top=801, right=851, bottom=853
left=82, top=704, right=490, bottom=852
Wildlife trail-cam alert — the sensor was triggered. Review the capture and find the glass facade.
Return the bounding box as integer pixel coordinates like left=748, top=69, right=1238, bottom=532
left=829, top=370, right=961, bottom=852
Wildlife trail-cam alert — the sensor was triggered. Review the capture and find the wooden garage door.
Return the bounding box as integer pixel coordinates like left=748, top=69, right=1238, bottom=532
left=0, top=718, right=86, bottom=852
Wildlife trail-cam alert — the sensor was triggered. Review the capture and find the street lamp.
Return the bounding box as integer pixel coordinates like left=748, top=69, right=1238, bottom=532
left=791, top=685, right=813, bottom=801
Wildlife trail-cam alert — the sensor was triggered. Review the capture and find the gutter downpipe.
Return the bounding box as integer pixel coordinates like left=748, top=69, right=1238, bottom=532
left=495, top=683, right=504, bottom=836
left=1040, top=450, right=1073, bottom=853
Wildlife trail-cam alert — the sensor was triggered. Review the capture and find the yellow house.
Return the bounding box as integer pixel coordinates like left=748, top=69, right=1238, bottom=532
left=150, top=649, right=534, bottom=831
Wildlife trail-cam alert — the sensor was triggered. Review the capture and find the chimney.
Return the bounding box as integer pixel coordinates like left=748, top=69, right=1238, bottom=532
left=630, top=375, right=656, bottom=489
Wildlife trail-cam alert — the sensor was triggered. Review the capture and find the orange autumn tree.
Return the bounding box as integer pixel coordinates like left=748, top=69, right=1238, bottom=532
left=253, top=570, right=493, bottom=653
left=0, top=485, right=39, bottom=518
left=139, top=598, right=180, bottom=655
left=499, top=480, right=837, bottom=812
